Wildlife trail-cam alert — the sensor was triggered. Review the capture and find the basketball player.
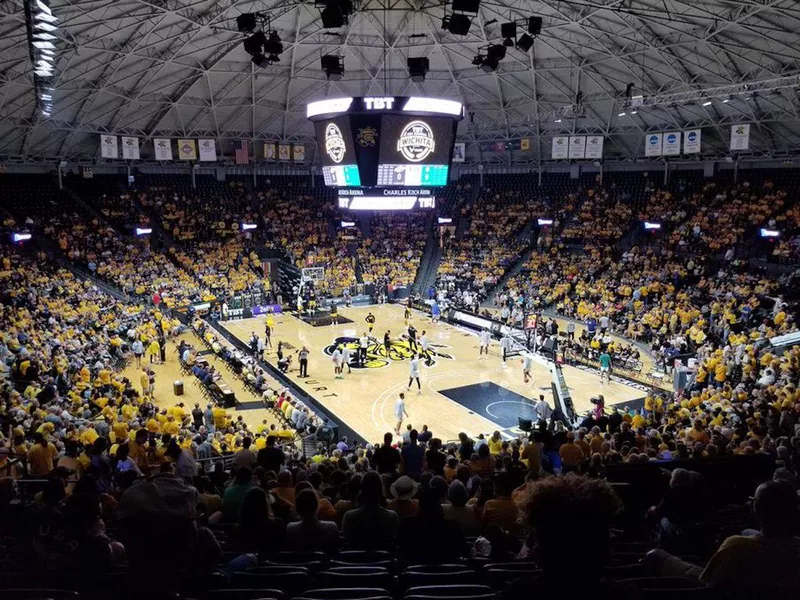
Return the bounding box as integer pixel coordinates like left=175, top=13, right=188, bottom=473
left=298, top=346, right=309, bottom=378
left=407, top=354, right=422, bottom=394
left=431, top=300, right=441, bottom=324
left=341, top=344, right=352, bottom=374
left=332, top=346, right=343, bottom=379
left=500, top=332, right=513, bottom=368
left=330, top=303, right=339, bottom=325
left=365, top=312, right=375, bottom=334
left=264, top=322, right=273, bottom=349
left=383, top=330, right=392, bottom=358
left=599, top=350, right=612, bottom=385
left=395, top=392, right=409, bottom=434
left=404, top=304, right=412, bottom=326
left=479, top=328, right=490, bottom=358
left=296, top=295, right=304, bottom=315
left=359, top=332, right=369, bottom=366
left=521, top=353, right=534, bottom=384
left=420, top=330, right=432, bottom=366
left=407, top=323, right=418, bottom=352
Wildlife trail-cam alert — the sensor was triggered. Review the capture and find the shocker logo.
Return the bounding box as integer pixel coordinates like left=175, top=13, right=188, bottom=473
left=323, top=336, right=454, bottom=369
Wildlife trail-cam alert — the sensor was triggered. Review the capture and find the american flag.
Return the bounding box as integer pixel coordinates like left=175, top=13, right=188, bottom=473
left=235, top=140, right=249, bottom=165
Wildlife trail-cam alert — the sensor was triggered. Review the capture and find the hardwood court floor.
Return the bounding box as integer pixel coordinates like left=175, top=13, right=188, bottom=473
left=222, top=304, right=647, bottom=444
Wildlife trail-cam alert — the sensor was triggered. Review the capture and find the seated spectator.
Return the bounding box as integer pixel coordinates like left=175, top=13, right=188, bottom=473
left=397, top=487, right=465, bottom=562
left=388, top=475, right=420, bottom=519
left=342, top=471, right=399, bottom=549
left=228, top=486, right=285, bottom=553
left=284, top=488, right=339, bottom=553
left=443, top=480, right=481, bottom=536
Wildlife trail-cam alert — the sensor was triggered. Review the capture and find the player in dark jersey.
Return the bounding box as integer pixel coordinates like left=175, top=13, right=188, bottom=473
left=365, top=312, right=376, bottom=334
left=384, top=330, right=392, bottom=358
left=330, top=303, right=339, bottom=325
left=404, top=305, right=411, bottom=326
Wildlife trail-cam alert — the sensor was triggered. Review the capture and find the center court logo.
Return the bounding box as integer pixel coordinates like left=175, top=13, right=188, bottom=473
left=325, top=123, right=346, bottom=163
left=397, top=120, right=435, bottom=162
left=323, top=336, right=454, bottom=369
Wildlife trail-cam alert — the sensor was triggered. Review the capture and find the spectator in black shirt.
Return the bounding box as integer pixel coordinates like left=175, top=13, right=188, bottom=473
left=400, top=429, right=425, bottom=479
left=607, top=406, right=623, bottom=433
left=457, top=432, right=475, bottom=460
left=424, top=438, right=446, bottom=476
left=372, top=432, right=401, bottom=474
left=256, top=436, right=285, bottom=473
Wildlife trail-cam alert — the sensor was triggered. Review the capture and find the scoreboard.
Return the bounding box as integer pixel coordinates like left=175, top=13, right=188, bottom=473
left=308, top=96, right=463, bottom=200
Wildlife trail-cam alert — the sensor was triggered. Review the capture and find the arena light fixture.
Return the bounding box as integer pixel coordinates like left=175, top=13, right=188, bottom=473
left=12, top=232, right=32, bottom=242
left=407, top=57, right=429, bottom=83
left=643, top=221, right=661, bottom=230
left=135, top=227, right=152, bottom=236
left=516, top=33, right=534, bottom=52
left=25, top=0, right=58, bottom=117
left=236, top=13, right=257, bottom=33
left=241, top=223, right=258, bottom=231
left=618, top=112, right=626, bottom=117
left=306, top=97, right=353, bottom=117
left=403, top=97, right=463, bottom=116
left=702, top=100, right=712, bottom=106
left=321, top=54, right=345, bottom=81
left=537, top=218, right=553, bottom=226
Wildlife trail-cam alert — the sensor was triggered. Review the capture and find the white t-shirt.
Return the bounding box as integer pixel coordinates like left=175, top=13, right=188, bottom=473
left=600, top=316, right=610, bottom=329
left=360, top=336, right=369, bottom=348
left=341, top=347, right=351, bottom=363
left=480, top=330, right=490, bottom=346
left=409, top=358, right=420, bottom=377
left=394, top=397, right=406, bottom=419
left=331, top=350, right=342, bottom=365
left=523, top=355, right=532, bottom=371
left=420, top=335, right=428, bottom=350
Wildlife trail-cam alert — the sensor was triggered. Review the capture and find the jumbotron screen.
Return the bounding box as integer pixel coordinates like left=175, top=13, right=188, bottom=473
left=308, top=97, right=463, bottom=193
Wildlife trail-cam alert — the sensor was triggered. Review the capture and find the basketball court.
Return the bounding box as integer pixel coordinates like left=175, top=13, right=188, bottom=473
left=221, top=304, right=649, bottom=443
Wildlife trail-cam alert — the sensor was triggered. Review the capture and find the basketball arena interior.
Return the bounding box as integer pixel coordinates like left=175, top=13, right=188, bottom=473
left=1, top=1, right=799, bottom=598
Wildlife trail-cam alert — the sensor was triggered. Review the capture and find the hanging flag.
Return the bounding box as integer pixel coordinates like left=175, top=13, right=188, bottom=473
left=121, top=136, right=140, bottom=160
left=264, top=142, right=276, bottom=160
left=730, top=124, right=750, bottom=151
left=662, top=131, right=681, bottom=156
left=100, top=135, right=118, bottom=159
left=178, top=139, right=197, bottom=160
left=293, top=144, right=305, bottom=162
left=154, top=138, right=173, bottom=161
left=568, top=136, right=586, bottom=159
left=645, top=133, right=663, bottom=157
left=235, top=140, right=250, bottom=165
left=520, top=138, right=530, bottom=151
left=452, top=142, right=465, bottom=162
left=683, top=129, right=701, bottom=154
left=278, top=143, right=291, bottom=161
left=491, top=141, right=506, bottom=153
left=198, top=139, right=217, bottom=161
left=585, top=135, right=604, bottom=159
left=551, top=136, right=568, bottom=159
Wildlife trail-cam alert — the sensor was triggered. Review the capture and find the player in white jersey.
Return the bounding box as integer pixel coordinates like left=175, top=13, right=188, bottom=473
left=340, top=345, right=352, bottom=374
left=394, top=392, right=409, bottom=434
left=332, top=348, right=343, bottom=379
left=407, top=354, right=422, bottom=393
left=500, top=333, right=513, bottom=368
left=479, top=328, right=491, bottom=358
left=521, top=353, right=534, bottom=384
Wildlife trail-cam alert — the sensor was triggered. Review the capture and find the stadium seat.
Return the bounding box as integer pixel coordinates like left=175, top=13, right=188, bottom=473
left=315, top=567, right=394, bottom=591
left=202, top=590, right=283, bottom=600
left=263, top=551, right=327, bottom=573
left=404, top=584, right=495, bottom=599
left=623, top=577, right=707, bottom=590
left=0, top=591, right=80, bottom=600
left=399, top=567, right=477, bottom=590
left=331, top=551, right=393, bottom=565
left=294, top=587, right=392, bottom=600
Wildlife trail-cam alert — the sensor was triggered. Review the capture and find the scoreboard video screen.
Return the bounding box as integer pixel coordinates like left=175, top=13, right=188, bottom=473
left=308, top=97, right=463, bottom=197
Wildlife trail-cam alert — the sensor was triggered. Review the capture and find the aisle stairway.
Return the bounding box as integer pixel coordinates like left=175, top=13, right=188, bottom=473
left=412, top=214, right=440, bottom=294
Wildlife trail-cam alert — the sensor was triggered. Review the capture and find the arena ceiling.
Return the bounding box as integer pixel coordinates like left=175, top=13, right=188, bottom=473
left=1, top=0, right=800, bottom=163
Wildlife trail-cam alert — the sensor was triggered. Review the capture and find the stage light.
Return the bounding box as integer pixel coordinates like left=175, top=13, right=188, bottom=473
left=243, top=31, right=266, bottom=55
left=321, top=55, right=344, bottom=81
left=321, top=6, right=345, bottom=28
left=447, top=14, right=471, bottom=35
left=528, top=16, right=542, bottom=34
left=12, top=232, right=32, bottom=242
left=516, top=33, right=534, bottom=52
left=264, top=31, right=283, bottom=56
left=618, top=112, right=626, bottom=117
left=307, top=97, right=353, bottom=117
left=237, top=13, right=257, bottom=33
left=644, top=222, right=661, bottom=230
left=487, top=44, right=506, bottom=61
left=452, top=0, right=480, bottom=12
left=472, top=55, right=483, bottom=66
left=135, top=227, right=152, bottom=236
left=501, top=21, right=516, bottom=46
left=407, top=57, right=429, bottom=83
left=554, top=118, right=562, bottom=123
left=481, top=56, right=499, bottom=72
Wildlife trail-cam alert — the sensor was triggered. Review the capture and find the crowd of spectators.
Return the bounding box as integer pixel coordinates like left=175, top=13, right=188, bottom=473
left=358, top=213, right=428, bottom=289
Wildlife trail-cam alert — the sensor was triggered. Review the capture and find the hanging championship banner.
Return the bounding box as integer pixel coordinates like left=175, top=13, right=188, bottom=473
left=551, top=136, right=568, bottom=159
left=278, top=143, right=291, bottom=161
left=452, top=142, right=465, bottom=162
left=662, top=131, right=681, bottom=156
left=645, top=133, right=663, bottom=157
left=100, top=134, right=118, bottom=159
left=520, top=138, right=531, bottom=151
left=585, top=135, right=604, bottom=159
left=264, top=142, right=276, bottom=160
left=293, top=144, right=305, bottom=162
left=568, top=136, right=586, bottom=159
left=198, top=138, right=217, bottom=161
left=82, top=166, right=94, bottom=179
left=121, top=136, right=140, bottom=160
left=730, top=124, right=750, bottom=151
left=683, top=129, right=701, bottom=154
left=178, top=139, right=197, bottom=160
left=154, top=138, right=173, bottom=161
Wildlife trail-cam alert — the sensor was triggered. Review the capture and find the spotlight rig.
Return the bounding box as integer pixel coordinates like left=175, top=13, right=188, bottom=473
left=237, top=12, right=284, bottom=67
left=24, top=0, right=59, bottom=118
